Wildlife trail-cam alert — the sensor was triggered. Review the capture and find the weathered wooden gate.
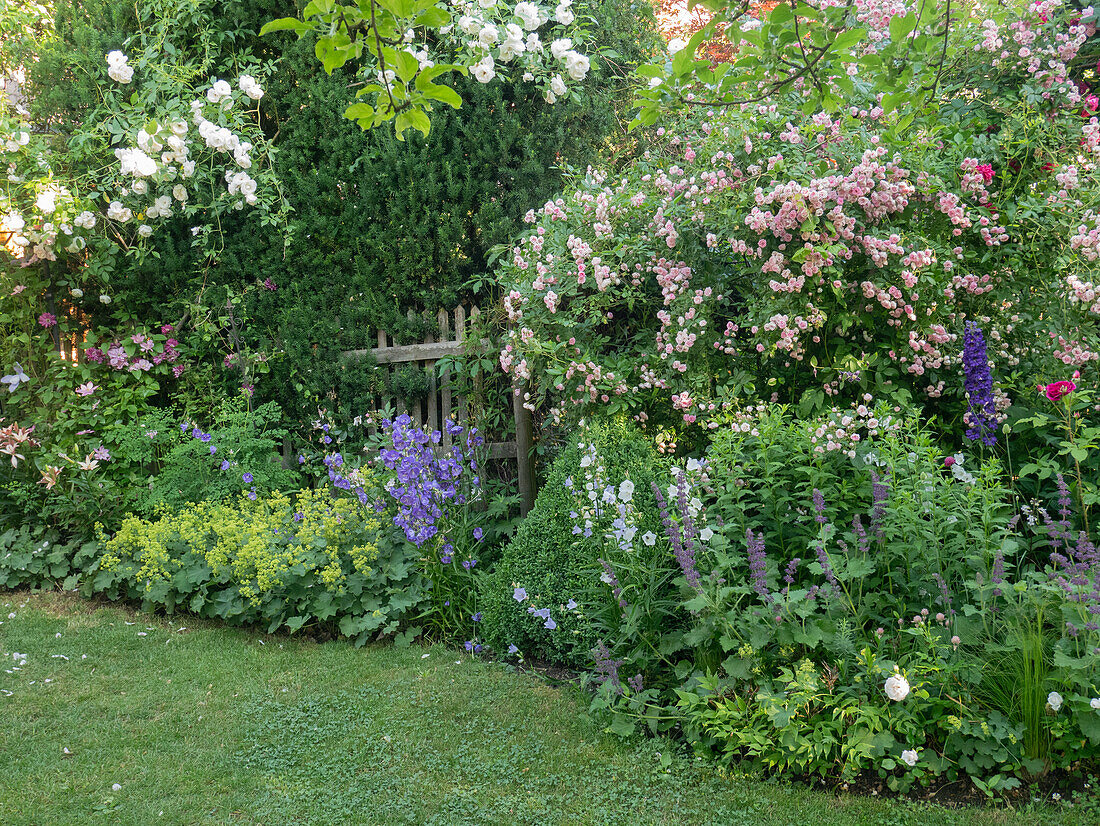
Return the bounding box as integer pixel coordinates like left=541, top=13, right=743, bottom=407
left=343, top=305, right=535, bottom=514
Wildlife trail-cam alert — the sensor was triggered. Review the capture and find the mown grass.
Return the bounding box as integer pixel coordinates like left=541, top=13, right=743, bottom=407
left=1, top=591, right=1096, bottom=826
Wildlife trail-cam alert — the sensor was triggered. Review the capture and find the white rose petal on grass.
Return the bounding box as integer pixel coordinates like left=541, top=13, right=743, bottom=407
left=900, top=749, right=918, bottom=767
left=1048, top=691, right=1063, bottom=712
left=884, top=672, right=910, bottom=702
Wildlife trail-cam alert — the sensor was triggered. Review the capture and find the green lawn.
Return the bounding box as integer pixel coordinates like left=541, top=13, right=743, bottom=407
left=0, top=592, right=1094, bottom=826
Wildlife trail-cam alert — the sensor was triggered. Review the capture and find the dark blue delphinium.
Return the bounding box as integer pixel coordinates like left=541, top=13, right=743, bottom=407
left=962, top=321, right=999, bottom=446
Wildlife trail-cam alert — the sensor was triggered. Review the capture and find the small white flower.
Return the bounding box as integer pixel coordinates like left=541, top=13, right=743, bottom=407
left=641, top=531, right=656, bottom=547
left=617, top=479, right=635, bottom=502
left=137, top=224, right=153, bottom=238
left=471, top=56, right=497, bottom=83
left=1090, top=697, right=1100, bottom=710
left=111, top=783, right=121, bottom=791
left=550, top=38, right=572, bottom=60
left=172, top=184, right=188, bottom=202
left=600, top=571, right=614, bottom=585
left=71, top=288, right=83, bottom=298
left=99, top=294, right=112, bottom=304
left=206, top=79, right=232, bottom=105
left=563, top=50, right=589, bottom=81
left=699, top=527, right=714, bottom=542
left=514, top=2, right=541, bottom=30
left=550, top=74, right=567, bottom=96
left=884, top=672, right=910, bottom=702
left=554, top=2, right=574, bottom=25
left=668, top=38, right=686, bottom=55
left=900, top=749, right=918, bottom=767
left=1048, top=691, right=1063, bottom=712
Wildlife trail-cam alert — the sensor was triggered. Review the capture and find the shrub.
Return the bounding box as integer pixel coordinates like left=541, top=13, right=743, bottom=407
left=480, top=416, right=665, bottom=667
left=90, top=485, right=424, bottom=642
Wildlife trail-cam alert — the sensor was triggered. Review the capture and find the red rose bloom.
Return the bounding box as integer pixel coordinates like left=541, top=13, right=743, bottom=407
left=1045, top=381, right=1077, bottom=402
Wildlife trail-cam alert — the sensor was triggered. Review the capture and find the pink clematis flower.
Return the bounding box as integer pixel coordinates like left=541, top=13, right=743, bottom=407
left=75, top=382, right=98, bottom=397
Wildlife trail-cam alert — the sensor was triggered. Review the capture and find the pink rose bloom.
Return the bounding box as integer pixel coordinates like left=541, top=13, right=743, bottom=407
left=38, top=312, right=57, bottom=328
left=976, top=163, right=995, bottom=184
left=1045, top=380, right=1077, bottom=402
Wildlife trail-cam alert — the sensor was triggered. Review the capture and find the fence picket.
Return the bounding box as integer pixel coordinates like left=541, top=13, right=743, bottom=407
left=343, top=303, right=534, bottom=514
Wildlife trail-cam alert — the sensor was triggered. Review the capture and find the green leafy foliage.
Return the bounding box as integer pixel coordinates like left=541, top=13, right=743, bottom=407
left=479, top=416, right=664, bottom=666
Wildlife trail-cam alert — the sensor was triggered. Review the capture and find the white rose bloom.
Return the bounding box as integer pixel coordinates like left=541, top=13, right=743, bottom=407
left=1048, top=691, right=1063, bottom=712
left=234, top=150, right=252, bottom=170
left=478, top=24, right=500, bottom=46
left=458, top=15, right=480, bottom=35
left=478, top=0, right=496, bottom=8
left=884, top=672, right=910, bottom=702
left=137, top=224, right=153, bottom=237
left=471, top=56, right=497, bottom=83
left=245, top=193, right=257, bottom=205
left=74, top=211, right=96, bottom=229
left=172, top=184, right=188, bottom=202
left=71, top=288, right=84, bottom=298
left=564, top=50, right=590, bottom=81
left=550, top=74, right=567, bottom=96
left=900, top=749, right=918, bottom=767
left=181, top=160, right=196, bottom=178
left=146, top=195, right=172, bottom=219
left=105, top=51, right=133, bottom=83
left=106, top=201, right=127, bottom=221
left=115, top=147, right=158, bottom=178
left=514, top=1, right=540, bottom=29
left=137, top=128, right=163, bottom=153
left=17, top=131, right=30, bottom=146
left=522, top=71, right=535, bottom=81
left=206, top=79, right=232, bottom=104
left=170, top=120, right=188, bottom=137
left=99, top=293, right=112, bottom=304
left=239, top=177, right=258, bottom=197
left=35, top=190, right=58, bottom=214
left=238, top=74, right=265, bottom=100
left=190, top=100, right=206, bottom=124
left=525, top=33, right=542, bottom=52
left=2, top=211, right=25, bottom=232
left=132, top=180, right=148, bottom=195
left=499, top=35, right=526, bottom=62
left=550, top=38, right=572, bottom=59
left=544, top=90, right=557, bottom=104
left=554, top=2, right=574, bottom=25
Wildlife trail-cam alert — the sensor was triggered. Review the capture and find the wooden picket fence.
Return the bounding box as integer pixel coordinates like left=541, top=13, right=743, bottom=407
left=343, top=305, right=535, bottom=514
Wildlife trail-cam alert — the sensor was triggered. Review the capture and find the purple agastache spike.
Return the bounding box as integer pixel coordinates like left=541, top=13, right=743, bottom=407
left=782, top=557, right=801, bottom=598
left=652, top=480, right=701, bottom=589
left=746, top=528, right=772, bottom=604
left=870, top=469, right=890, bottom=539
left=593, top=640, right=624, bottom=695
